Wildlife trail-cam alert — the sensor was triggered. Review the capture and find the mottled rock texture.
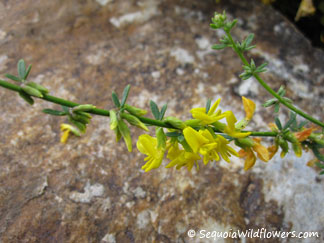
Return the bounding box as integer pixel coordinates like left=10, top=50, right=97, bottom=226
left=0, top=0, right=323, bottom=242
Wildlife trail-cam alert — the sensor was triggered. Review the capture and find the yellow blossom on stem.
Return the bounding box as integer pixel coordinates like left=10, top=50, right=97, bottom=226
left=165, top=142, right=201, bottom=171
left=190, top=98, right=227, bottom=125
left=224, top=111, right=251, bottom=138
left=136, top=134, right=165, bottom=172
left=183, top=127, right=238, bottom=165
left=294, top=127, right=317, bottom=142
left=242, top=96, right=256, bottom=121
left=267, top=144, right=279, bottom=160
left=60, top=123, right=81, bottom=144
left=239, top=138, right=269, bottom=170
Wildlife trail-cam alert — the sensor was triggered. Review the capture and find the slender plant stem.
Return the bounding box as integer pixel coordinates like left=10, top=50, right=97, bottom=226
left=225, top=31, right=324, bottom=128
left=0, top=79, right=276, bottom=137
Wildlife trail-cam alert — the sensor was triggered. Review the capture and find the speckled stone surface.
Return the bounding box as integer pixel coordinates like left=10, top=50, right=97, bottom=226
left=0, top=0, right=323, bottom=242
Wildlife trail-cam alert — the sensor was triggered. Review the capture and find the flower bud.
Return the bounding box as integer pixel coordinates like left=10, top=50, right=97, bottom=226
left=235, top=137, right=255, bottom=148
left=278, top=137, right=289, bottom=158
left=283, top=132, right=298, bottom=144
left=184, top=119, right=201, bottom=127
left=21, top=84, right=43, bottom=98
left=124, top=104, right=147, bottom=116
left=292, top=142, right=302, bottom=157
left=156, top=127, right=166, bottom=149
left=121, top=113, right=148, bottom=131
left=117, top=119, right=132, bottom=152
left=109, top=110, right=118, bottom=130
left=164, top=116, right=185, bottom=129
left=72, top=104, right=96, bottom=112
left=235, top=119, right=249, bottom=130
left=72, top=113, right=91, bottom=124
left=26, top=82, right=49, bottom=94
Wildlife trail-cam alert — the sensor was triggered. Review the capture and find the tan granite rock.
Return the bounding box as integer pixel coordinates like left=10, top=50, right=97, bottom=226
left=0, top=0, right=323, bottom=242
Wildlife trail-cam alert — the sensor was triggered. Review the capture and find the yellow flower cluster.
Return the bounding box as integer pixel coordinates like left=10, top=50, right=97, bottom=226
left=137, top=97, right=267, bottom=172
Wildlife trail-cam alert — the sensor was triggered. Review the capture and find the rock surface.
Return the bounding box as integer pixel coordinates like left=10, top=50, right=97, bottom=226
left=0, top=0, right=323, bottom=242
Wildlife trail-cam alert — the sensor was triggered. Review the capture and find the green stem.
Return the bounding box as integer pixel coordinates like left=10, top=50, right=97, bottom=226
left=0, top=79, right=277, bottom=137
left=225, top=31, right=324, bottom=128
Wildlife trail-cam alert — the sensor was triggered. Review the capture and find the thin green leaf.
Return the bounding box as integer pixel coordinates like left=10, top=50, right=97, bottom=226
left=277, top=86, right=286, bottom=96
left=112, top=91, right=121, bottom=108
left=275, top=116, right=282, bottom=130
left=206, top=98, right=211, bottom=114
left=150, top=100, right=160, bottom=120
left=120, top=84, right=130, bottom=107
left=274, top=103, right=280, bottom=113
left=5, top=74, right=22, bottom=82
left=245, top=45, right=256, bottom=51
left=42, top=109, right=66, bottom=116
left=69, top=117, right=86, bottom=133
left=212, top=44, right=227, bottom=50
left=320, top=171, right=324, bottom=175
left=18, top=59, right=26, bottom=79
left=245, top=33, right=254, bottom=47
left=166, top=132, right=182, bottom=137
left=298, top=121, right=309, bottom=129
left=179, top=138, right=193, bottom=152
left=283, top=112, right=297, bottom=130
left=24, top=65, right=32, bottom=80
left=159, top=103, right=168, bottom=120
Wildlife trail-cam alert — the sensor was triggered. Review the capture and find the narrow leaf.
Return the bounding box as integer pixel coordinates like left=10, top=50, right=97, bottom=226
left=24, top=65, right=32, bottom=80
left=5, top=74, right=21, bottom=82
left=150, top=100, right=160, bottom=120
left=205, top=98, right=211, bottom=114
left=212, top=44, right=227, bottom=50
left=120, top=84, right=130, bottom=107
left=245, top=34, right=254, bottom=47
left=165, top=132, right=182, bottom=137
left=42, top=109, right=66, bottom=116
left=298, top=121, right=309, bottom=129
left=274, top=103, right=280, bottom=113
left=283, top=112, right=297, bottom=130
left=159, top=103, right=168, bottom=120
left=18, top=59, right=26, bottom=79
left=275, top=116, right=282, bottom=130
left=112, top=91, right=121, bottom=108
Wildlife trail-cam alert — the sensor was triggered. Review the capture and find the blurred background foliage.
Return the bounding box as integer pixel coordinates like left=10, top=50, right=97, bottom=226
left=261, top=0, right=324, bottom=48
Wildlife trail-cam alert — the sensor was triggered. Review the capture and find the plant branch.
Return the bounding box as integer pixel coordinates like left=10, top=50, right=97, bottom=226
left=0, top=79, right=276, bottom=136
left=225, top=31, right=324, bottom=128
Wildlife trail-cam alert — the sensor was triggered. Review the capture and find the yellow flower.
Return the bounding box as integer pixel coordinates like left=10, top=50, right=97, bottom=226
left=183, top=127, right=238, bottom=165
left=238, top=138, right=269, bottom=170
left=165, top=142, right=201, bottom=171
left=60, top=123, right=81, bottom=143
left=137, top=134, right=165, bottom=172
left=224, top=111, right=251, bottom=138
left=242, top=96, right=256, bottom=121
left=190, top=98, right=227, bottom=125
left=267, top=144, right=278, bottom=160
left=294, top=127, right=317, bottom=142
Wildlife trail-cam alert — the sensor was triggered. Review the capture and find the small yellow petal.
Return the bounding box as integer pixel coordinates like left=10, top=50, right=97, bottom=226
left=60, top=130, right=70, bottom=144
left=242, top=96, right=256, bottom=120
left=244, top=149, right=256, bottom=171
left=183, top=127, right=208, bottom=153
left=253, top=143, right=269, bottom=162
left=207, top=98, right=221, bottom=115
